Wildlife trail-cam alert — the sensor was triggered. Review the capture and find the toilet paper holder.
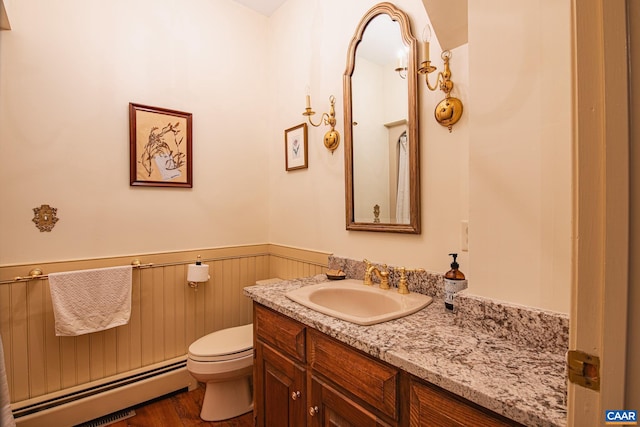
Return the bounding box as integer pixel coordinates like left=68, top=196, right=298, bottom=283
left=187, top=255, right=210, bottom=291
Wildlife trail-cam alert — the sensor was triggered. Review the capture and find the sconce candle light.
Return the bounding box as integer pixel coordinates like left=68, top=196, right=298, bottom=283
left=302, top=92, right=340, bottom=153
left=417, top=26, right=463, bottom=132
left=395, top=50, right=408, bottom=79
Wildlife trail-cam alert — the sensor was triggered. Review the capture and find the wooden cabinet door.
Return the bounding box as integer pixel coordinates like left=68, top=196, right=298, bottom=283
left=409, top=379, right=522, bottom=427
left=254, top=341, right=306, bottom=427
left=309, top=375, right=394, bottom=427
left=307, top=329, right=399, bottom=421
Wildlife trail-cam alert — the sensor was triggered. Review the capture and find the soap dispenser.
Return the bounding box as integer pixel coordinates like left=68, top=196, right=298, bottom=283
left=444, top=253, right=468, bottom=313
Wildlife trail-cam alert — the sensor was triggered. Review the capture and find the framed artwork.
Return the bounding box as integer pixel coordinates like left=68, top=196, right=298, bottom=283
left=284, top=123, right=308, bottom=171
left=129, top=103, right=193, bottom=187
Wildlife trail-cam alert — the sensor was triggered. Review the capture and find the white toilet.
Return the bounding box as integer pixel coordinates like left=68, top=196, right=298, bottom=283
left=186, top=323, right=254, bottom=421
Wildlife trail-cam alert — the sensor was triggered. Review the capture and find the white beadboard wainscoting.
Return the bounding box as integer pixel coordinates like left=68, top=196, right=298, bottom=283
left=0, top=244, right=329, bottom=426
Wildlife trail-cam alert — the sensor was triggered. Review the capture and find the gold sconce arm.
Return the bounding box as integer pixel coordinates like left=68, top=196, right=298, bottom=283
left=419, top=50, right=453, bottom=92
left=394, top=67, right=408, bottom=79
left=303, top=94, right=340, bottom=153
left=418, top=50, right=463, bottom=132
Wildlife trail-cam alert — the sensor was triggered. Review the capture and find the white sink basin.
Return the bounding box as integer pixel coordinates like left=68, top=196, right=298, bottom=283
left=285, top=279, right=433, bottom=325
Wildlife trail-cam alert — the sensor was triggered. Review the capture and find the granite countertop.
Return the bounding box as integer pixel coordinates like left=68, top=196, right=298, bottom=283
left=244, top=275, right=567, bottom=427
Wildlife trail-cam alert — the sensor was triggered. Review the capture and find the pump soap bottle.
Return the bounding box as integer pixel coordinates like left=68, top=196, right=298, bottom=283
left=444, top=253, right=468, bottom=313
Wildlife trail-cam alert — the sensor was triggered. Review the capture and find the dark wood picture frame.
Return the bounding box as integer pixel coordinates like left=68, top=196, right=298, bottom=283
left=284, top=123, right=308, bottom=171
left=129, top=103, right=193, bottom=188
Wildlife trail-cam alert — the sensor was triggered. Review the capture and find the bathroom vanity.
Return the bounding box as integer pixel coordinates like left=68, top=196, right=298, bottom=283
left=254, top=303, right=520, bottom=426
left=245, top=276, right=567, bottom=427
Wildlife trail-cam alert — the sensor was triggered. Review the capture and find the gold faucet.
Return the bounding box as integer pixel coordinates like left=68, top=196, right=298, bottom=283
left=363, top=259, right=390, bottom=289
left=394, top=267, right=425, bottom=294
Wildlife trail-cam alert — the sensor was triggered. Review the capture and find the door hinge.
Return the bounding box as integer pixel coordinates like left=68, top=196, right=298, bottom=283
left=567, top=350, right=600, bottom=391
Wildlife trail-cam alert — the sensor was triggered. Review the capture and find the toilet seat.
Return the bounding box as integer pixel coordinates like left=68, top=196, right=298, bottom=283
left=188, top=324, right=253, bottom=362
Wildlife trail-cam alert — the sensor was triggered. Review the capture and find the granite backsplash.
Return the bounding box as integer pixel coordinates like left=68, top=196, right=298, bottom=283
left=328, top=255, right=569, bottom=355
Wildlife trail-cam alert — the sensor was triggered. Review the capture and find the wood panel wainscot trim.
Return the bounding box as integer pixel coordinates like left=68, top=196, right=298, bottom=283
left=0, top=244, right=330, bottom=426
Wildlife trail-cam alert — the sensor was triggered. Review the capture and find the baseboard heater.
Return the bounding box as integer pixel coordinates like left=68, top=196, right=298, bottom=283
left=12, top=357, right=195, bottom=427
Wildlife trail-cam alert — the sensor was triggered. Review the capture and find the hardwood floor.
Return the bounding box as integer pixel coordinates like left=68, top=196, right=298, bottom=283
left=107, top=384, right=253, bottom=427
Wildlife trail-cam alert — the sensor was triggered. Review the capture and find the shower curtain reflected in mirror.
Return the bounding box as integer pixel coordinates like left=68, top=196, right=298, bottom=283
left=396, top=131, right=410, bottom=223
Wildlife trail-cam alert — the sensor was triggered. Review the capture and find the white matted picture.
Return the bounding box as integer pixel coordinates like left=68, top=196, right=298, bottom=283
left=284, top=123, right=308, bottom=171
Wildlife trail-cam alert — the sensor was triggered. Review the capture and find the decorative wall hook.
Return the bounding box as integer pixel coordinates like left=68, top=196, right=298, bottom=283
left=32, top=204, right=59, bottom=232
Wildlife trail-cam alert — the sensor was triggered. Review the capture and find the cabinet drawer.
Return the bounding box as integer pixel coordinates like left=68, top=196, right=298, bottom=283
left=254, top=304, right=306, bottom=363
left=311, top=374, right=395, bottom=427
left=409, top=378, right=522, bottom=427
left=308, top=329, right=398, bottom=420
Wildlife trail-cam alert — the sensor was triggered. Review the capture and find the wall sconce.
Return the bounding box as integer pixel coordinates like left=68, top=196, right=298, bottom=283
left=187, top=255, right=209, bottom=291
left=302, top=92, right=340, bottom=153
left=395, top=50, right=408, bottom=79
left=417, top=26, right=463, bottom=132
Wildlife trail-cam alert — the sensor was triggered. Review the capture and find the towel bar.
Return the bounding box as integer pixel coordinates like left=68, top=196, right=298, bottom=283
left=0, top=251, right=271, bottom=286
left=0, top=259, right=154, bottom=285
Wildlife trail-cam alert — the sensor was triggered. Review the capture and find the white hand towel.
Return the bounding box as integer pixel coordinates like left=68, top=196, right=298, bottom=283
left=0, top=335, right=16, bottom=427
left=48, top=266, right=132, bottom=336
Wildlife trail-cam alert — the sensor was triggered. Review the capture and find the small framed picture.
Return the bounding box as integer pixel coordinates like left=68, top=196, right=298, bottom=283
left=284, top=123, right=308, bottom=171
left=129, top=103, right=193, bottom=187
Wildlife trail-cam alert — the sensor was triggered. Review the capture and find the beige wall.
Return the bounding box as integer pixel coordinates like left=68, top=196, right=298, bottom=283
left=266, top=0, right=572, bottom=312
left=0, top=0, right=271, bottom=264
left=467, top=1, right=572, bottom=310
left=0, top=0, right=573, bottom=312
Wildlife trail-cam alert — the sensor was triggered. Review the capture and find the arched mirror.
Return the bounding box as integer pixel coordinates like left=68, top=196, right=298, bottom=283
left=344, top=2, right=420, bottom=233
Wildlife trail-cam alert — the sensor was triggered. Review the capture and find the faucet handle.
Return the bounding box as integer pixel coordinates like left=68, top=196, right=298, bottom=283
left=363, top=259, right=374, bottom=286
left=394, top=267, right=425, bottom=294
left=395, top=267, right=409, bottom=294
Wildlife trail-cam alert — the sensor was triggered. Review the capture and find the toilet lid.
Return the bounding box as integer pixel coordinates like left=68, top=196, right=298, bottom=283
left=188, top=323, right=253, bottom=362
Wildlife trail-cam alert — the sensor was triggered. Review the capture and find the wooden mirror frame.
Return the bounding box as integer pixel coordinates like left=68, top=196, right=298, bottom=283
left=343, top=2, right=420, bottom=233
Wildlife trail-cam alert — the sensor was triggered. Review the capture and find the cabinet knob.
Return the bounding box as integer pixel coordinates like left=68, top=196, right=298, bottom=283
left=309, top=406, right=319, bottom=416
left=291, top=391, right=301, bottom=400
